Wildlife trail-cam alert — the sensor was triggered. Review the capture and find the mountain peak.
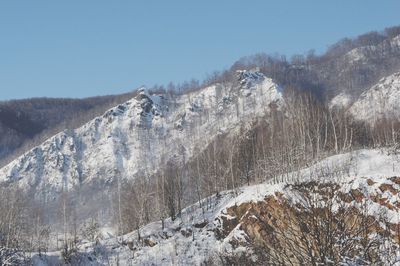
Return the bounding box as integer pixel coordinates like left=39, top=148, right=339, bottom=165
left=237, top=69, right=265, bottom=89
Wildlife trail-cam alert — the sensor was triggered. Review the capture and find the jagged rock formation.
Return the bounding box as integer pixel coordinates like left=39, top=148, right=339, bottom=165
left=0, top=70, right=282, bottom=221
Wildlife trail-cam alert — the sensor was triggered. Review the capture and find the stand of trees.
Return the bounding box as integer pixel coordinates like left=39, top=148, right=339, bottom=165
left=0, top=185, right=53, bottom=264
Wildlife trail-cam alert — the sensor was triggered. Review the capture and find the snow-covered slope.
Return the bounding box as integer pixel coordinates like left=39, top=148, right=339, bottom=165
left=344, top=35, right=400, bottom=65
left=0, top=70, right=282, bottom=201
left=329, top=92, right=352, bottom=109
left=349, top=72, right=400, bottom=122
left=322, top=33, right=400, bottom=102
left=32, top=149, right=400, bottom=265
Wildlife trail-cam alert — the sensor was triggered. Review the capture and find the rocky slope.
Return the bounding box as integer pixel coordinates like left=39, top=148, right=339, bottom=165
left=31, top=149, right=400, bottom=265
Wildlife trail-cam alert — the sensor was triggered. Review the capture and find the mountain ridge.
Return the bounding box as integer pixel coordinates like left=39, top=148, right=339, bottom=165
left=0, top=70, right=283, bottom=224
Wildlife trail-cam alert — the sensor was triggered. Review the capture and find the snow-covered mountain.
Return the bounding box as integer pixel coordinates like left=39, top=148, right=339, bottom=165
left=0, top=70, right=282, bottom=202
left=349, top=72, right=400, bottom=122
left=315, top=33, right=400, bottom=100
left=32, top=148, right=400, bottom=265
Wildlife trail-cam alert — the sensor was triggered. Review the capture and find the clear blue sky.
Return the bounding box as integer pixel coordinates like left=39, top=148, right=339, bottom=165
left=1, top=1, right=399, bottom=100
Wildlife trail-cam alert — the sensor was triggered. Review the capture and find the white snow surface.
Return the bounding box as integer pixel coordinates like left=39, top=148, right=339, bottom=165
left=32, top=148, right=400, bottom=265
left=329, top=92, right=352, bottom=109
left=0, top=71, right=282, bottom=200
left=350, top=72, right=400, bottom=122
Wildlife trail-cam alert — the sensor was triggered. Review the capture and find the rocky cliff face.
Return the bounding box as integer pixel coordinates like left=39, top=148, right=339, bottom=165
left=0, top=70, right=282, bottom=205
left=219, top=179, right=400, bottom=265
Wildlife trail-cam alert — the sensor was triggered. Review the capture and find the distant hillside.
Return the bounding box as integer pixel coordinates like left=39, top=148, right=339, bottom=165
left=230, top=25, right=400, bottom=100
left=0, top=92, right=136, bottom=167
left=349, top=72, right=400, bottom=122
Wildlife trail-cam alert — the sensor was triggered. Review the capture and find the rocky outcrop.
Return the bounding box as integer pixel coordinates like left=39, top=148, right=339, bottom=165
left=218, top=180, right=400, bottom=264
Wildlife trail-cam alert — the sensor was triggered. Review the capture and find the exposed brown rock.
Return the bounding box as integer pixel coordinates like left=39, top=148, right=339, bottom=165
left=379, top=183, right=398, bottom=195
left=337, top=191, right=354, bottom=203
left=219, top=215, right=239, bottom=237
left=390, top=176, right=400, bottom=185
left=218, top=181, right=399, bottom=264
left=350, top=189, right=365, bottom=202
left=371, top=194, right=395, bottom=210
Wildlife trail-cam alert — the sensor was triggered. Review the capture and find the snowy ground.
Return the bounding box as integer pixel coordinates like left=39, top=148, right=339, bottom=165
left=31, top=148, right=400, bottom=265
